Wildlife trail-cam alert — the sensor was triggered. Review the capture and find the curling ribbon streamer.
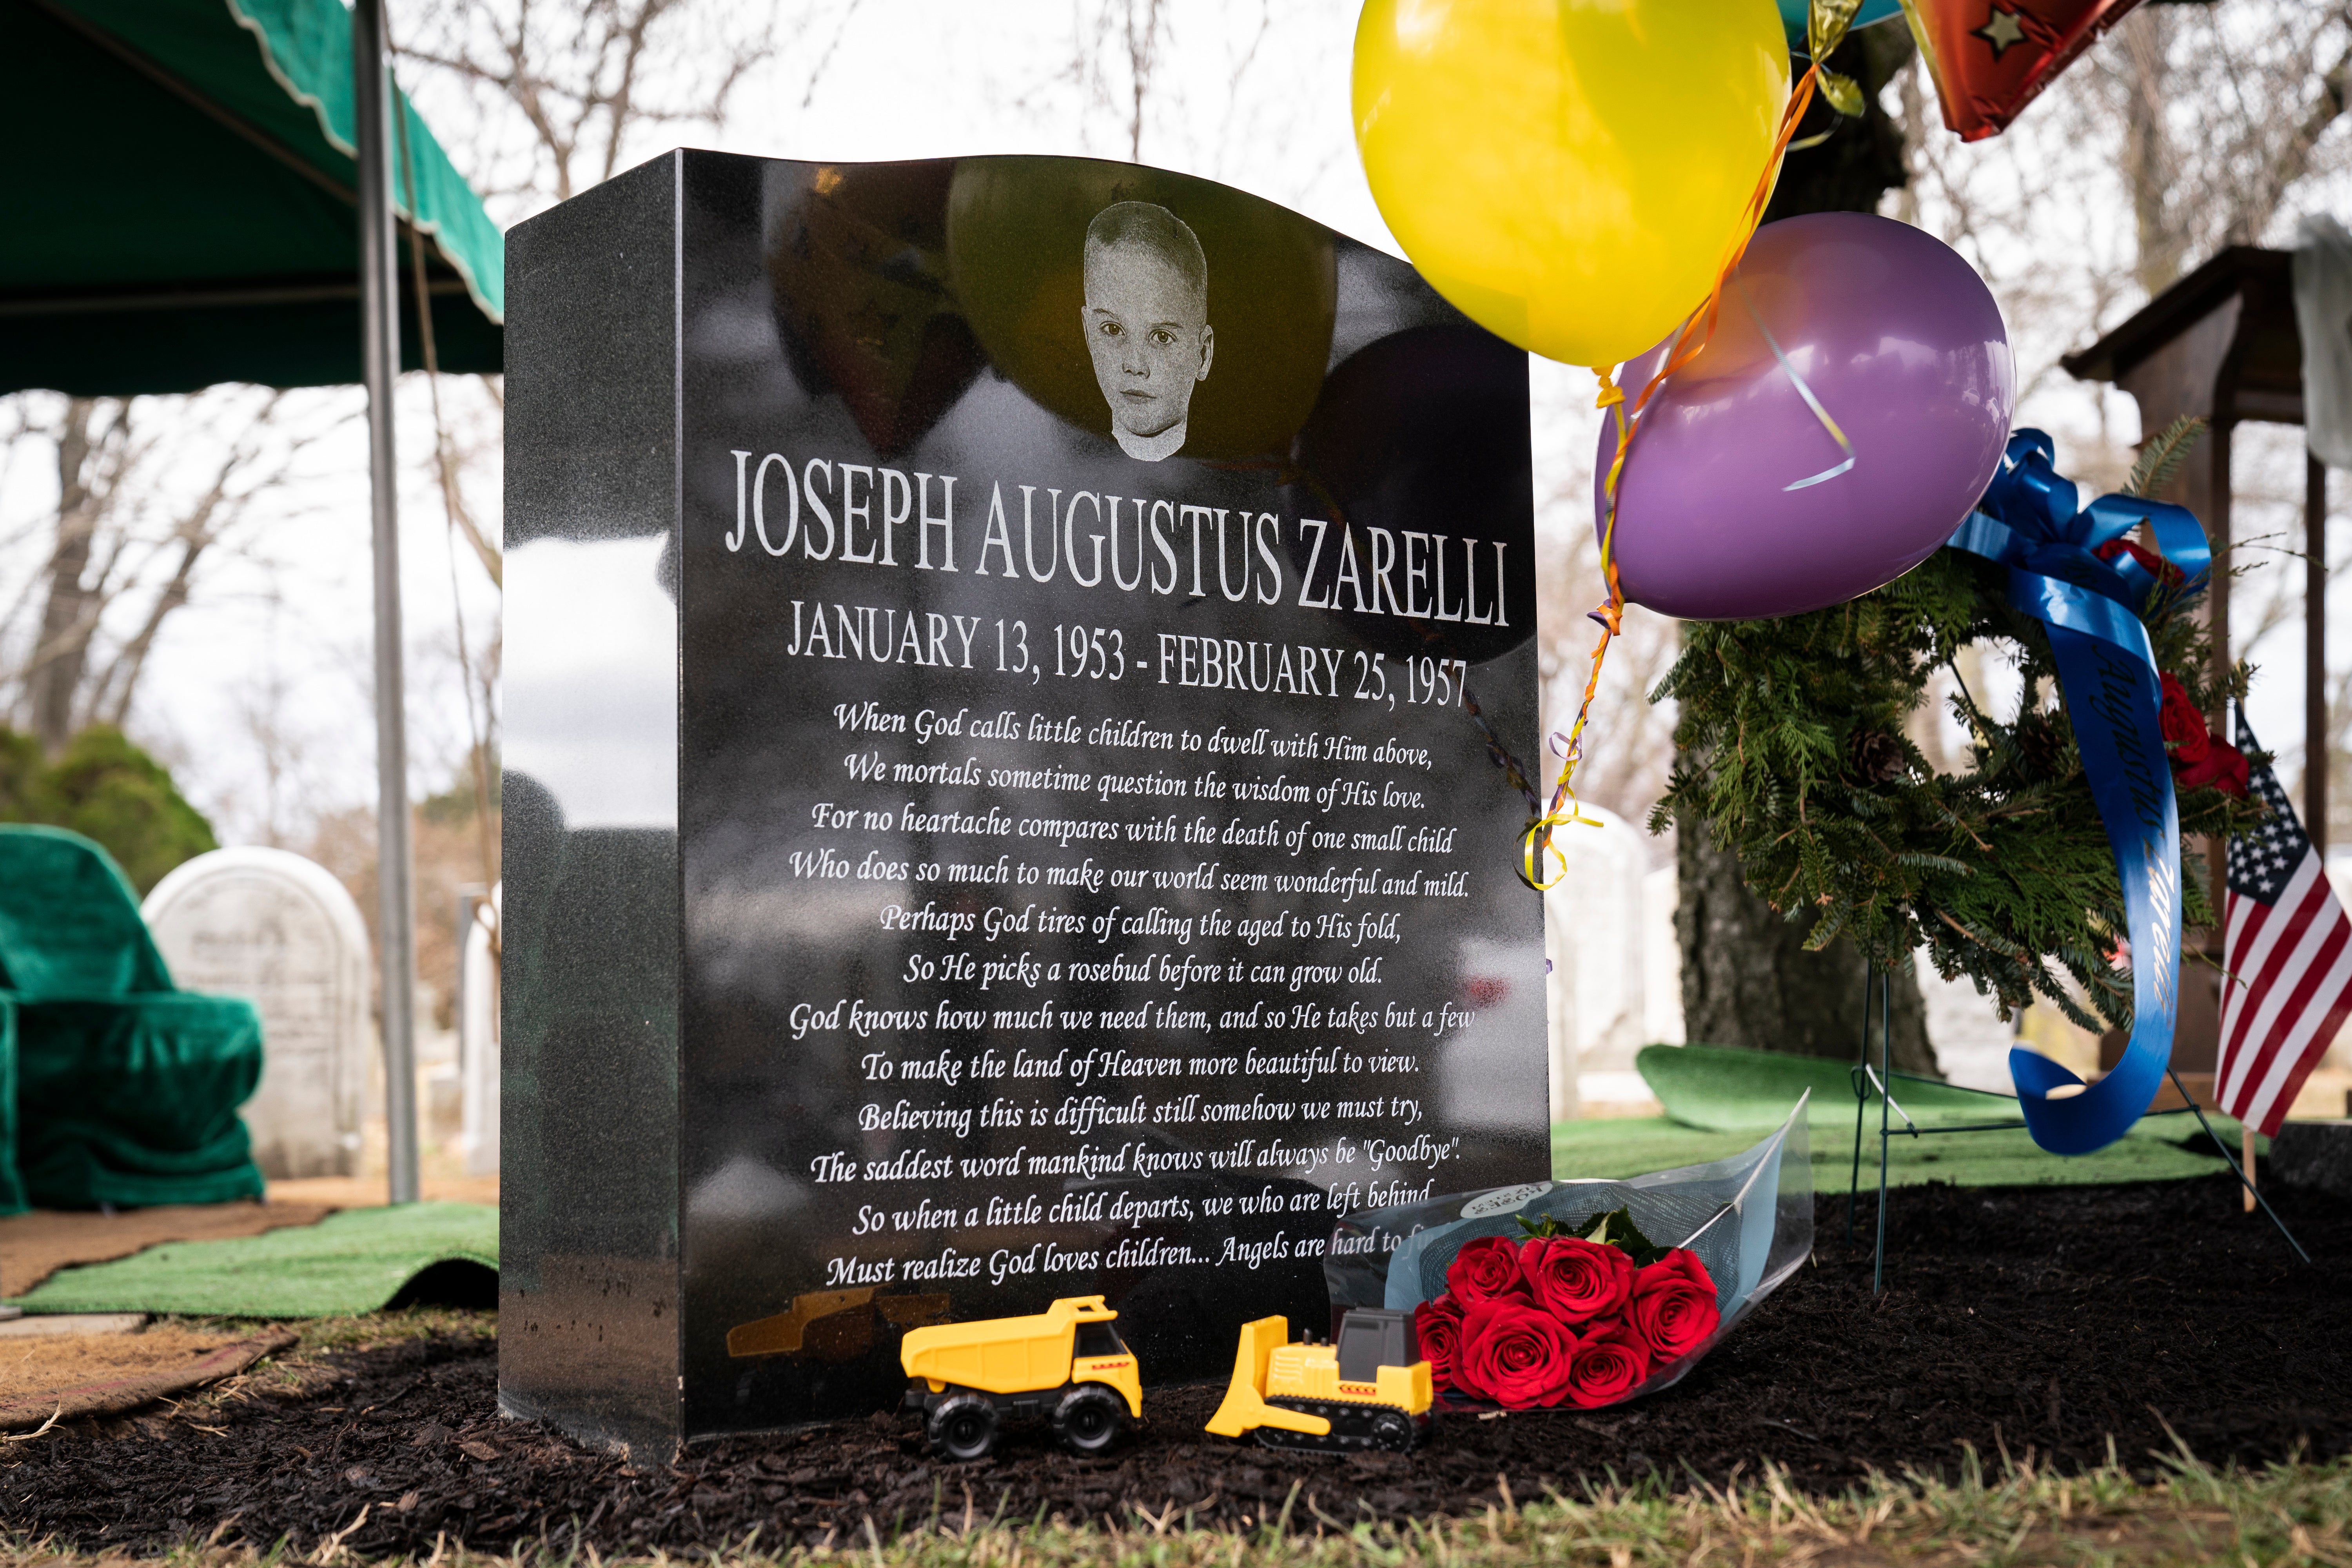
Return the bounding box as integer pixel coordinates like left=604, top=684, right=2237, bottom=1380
left=1523, top=8, right=1857, bottom=891
left=1944, top=428, right=2210, bottom=1155
left=1735, top=276, right=1857, bottom=492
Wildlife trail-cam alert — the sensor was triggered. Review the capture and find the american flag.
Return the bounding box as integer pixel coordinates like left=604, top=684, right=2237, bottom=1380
left=2217, top=717, right=2352, bottom=1137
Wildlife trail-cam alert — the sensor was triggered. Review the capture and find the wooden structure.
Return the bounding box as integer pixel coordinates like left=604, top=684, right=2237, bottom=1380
left=2064, top=247, right=2325, bottom=842
left=2065, top=245, right=2330, bottom=1085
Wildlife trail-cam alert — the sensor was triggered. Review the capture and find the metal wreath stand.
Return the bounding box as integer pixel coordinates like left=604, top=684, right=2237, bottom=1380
left=1845, top=965, right=2310, bottom=1294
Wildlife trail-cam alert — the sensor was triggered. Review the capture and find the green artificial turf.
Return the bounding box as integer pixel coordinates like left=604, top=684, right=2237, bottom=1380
left=1639, top=1042, right=2025, bottom=1132
left=1552, top=1043, right=2256, bottom=1189
left=4, top=1201, right=497, bottom=1318
left=1553, top=1114, right=2241, bottom=1188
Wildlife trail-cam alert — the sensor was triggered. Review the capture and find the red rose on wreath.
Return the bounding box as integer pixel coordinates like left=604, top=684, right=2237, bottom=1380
left=2157, top=673, right=2249, bottom=798
left=1445, top=1234, right=1530, bottom=1304
left=1454, top=1297, right=1579, bottom=1407
left=1520, top=1235, right=1633, bottom=1325
left=2177, top=739, right=2250, bottom=798
left=2158, top=674, right=2212, bottom=763
left=1412, top=1294, right=1464, bottom=1390
left=1631, top=1249, right=1721, bottom=1364
left=1563, top=1316, right=1653, bottom=1409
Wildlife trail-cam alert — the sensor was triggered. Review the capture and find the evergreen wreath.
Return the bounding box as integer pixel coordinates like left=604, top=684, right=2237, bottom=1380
left=1650, top=420, right=2267, bottom=1034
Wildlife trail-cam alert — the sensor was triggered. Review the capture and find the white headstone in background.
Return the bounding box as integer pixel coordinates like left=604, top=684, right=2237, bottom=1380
left=1642, top=863, right=1684, bottom=1045
left=1543, top=802, right=1650, bottom=1074
left=143, top=847, right=372, bottom=1179
left=460, top=883, right=501, bottom=1176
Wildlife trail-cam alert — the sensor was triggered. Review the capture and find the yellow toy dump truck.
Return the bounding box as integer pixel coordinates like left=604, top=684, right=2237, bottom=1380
left=1206, top=1308, right=1432, bottom=1453
left=900, top=1295, right=1142, bottom=1460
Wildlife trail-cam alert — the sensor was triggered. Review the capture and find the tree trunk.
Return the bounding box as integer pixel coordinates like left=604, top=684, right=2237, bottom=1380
left=30, top=399, right=104, bottom=754
left=1761, top=26, right=1914, bottom=226
left=2114, top=9, right=2184, bottom=296
left=1677, top=816, right=1939, bottom=1075
left=1674, top=24, right=1943, bottom=1079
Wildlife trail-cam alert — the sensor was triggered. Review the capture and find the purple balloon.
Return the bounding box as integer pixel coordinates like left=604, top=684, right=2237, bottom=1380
left=1594, top=212, right=2013, bottom=621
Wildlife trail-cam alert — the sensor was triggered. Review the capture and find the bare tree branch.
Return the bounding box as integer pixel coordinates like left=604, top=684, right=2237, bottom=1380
left=397, top=0, right=791, bottom=212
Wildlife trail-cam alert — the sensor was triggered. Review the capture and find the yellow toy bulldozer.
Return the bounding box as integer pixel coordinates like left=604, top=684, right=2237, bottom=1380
left=900, top=1296, right=1142, bottom=1460
left=1207, top=1308, right=1433, bottom=1452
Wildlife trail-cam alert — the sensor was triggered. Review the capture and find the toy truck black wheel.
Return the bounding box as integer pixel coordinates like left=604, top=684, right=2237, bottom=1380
left=1052, top=1383, right=1127, bottom=1456
left=927, top=1394, right=1000, bottom=1461
left=1369, top=1409, right=1416, bottom=1453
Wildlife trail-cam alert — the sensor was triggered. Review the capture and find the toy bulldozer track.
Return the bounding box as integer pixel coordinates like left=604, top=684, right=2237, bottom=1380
left=1206, top=1308, right=1432, bottom=1454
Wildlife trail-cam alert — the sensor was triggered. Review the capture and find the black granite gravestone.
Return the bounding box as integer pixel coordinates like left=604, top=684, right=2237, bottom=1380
left=501, top=149, right=1546, bottom=1456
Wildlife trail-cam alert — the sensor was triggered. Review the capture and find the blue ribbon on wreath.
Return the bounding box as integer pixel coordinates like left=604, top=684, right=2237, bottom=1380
left=1942, top=429, right=2210, bottom=1156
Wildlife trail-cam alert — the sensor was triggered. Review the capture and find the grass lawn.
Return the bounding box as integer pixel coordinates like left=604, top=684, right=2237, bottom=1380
left=4, top=1440, right=2348, bottom=1566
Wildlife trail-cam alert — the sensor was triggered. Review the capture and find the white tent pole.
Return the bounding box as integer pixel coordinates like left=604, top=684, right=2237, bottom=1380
left=354, top=0, right=419, bottom=1206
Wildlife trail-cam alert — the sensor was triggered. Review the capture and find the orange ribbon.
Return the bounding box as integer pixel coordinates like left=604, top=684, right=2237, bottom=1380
left=1520, top=62, right=1827, bottom=891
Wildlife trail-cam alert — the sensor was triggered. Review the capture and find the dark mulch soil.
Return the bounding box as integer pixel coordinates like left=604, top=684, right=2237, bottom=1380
left=9, top=1172, right=2346, bottom=1555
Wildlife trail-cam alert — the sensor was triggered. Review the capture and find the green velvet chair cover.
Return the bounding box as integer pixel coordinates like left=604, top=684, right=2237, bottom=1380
left=0, top=826, right=263, bottom=1210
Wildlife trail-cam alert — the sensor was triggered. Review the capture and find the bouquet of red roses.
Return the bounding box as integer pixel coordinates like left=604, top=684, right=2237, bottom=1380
left=1410, top=1208, right=1720, bottom=1410
left=1325, top=1101, right=1810, bottom=1414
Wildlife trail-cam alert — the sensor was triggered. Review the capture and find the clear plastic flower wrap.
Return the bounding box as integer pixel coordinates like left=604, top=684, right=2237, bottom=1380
left=1324, top=1095, right=1811, bottom=1411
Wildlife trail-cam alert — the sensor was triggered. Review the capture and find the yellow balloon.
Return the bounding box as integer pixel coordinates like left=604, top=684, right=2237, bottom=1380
left=1354, top=0, right=1790, bottom=370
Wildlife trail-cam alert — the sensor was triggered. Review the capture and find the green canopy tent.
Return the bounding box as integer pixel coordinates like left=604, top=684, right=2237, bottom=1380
left=0, top=0, right=508, bottom=1203
left=0, top=0, right=502, bottom=391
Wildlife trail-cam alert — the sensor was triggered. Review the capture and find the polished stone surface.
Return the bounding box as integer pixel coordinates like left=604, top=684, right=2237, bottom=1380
left=505, top=150, right=1544, bottom=1452
left=501, top=161, right=686, bottom=1459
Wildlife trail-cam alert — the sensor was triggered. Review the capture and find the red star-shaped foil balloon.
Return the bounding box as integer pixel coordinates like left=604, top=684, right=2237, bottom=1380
left=1901, top=0, right=2146, bottom=141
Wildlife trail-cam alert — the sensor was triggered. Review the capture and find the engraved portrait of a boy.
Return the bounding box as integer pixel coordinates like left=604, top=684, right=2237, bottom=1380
left=1079, top=200, right=1213, bottom=462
